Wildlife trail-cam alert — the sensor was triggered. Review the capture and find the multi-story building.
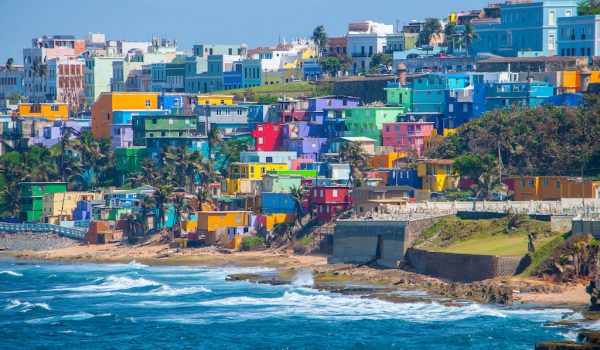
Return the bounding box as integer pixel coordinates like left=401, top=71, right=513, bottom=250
left=111, top=46, right=177, bottom=92
left=347, top=21, right=394, bottom=73
left=150, top=62, right=186, bottom=93
left=473, top=80, right=555, bottom=117
left=240, top=151, right=298, bottom=168
left=84, top=56, right=123, bottom=106
left=18, top=182, right=67, bottom=222
left=412, top=74, right=471, bottom=114
left=344, top=107, right=406, bottom=146
left=46, top=57, right=85, bottom=112
left=327, top=37, right=348, bottom=56
left=17, top=103, right=69, bottom=121
left=252, top=122, right=284, bottom=151
left=381, top=121, right=435, bottom=156
left=41, top=191, right=100, bottom=224
left=385, top=32, right=418, bottom=54
left=310, top=185, right=352, bottom=224
left=23, top=35, right=86, bottom=103
left=132, top=114, right=197, bottom=146
left=228, top=163, right=289, bottom=180
left=472, top=0, right=577, bottom=57
left=91, top=92, right=159, bottom=139
left=195, top=104, right=249, bottom=135
left=0, top=65, right=24, bottom=101
left=558, top=15, right=600, bottom=59
left=512, top=176, right=600, bottom=200
left=417, top=159, right=459, bottom=193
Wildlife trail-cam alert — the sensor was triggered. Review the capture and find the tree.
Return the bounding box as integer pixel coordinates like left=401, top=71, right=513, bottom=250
left=196, top=186, right=212, bottom=212
left=123, top=212, right=140, bottom=244
left=171, top=195, right=192, bottom=238
left=153, top=184, right=173, bottom=229
left=444, top=22, right=457, bottom=49
left=464, top=23, right=480, bottom=55
left=368, top=53, right=393, bottom=74
left=320, top=55, right=352, bottom=77
left=290, top=185, right=308, bottom=227
left=207, top=128, right=225, bottom=161
left=216, top=137, right=254, bottom=176
left=4, top=58, right=13, bottom=71
left=311, top=25, right=328, bottom=59
left=471, top=172, right=506, bottom=201
left=340, top=141, right=370, bottom=187
left=418, top=18, right=443, bottom=47
left=454, top=154, right=497, bottom=180
left=578, top=0, right=600, bottom=15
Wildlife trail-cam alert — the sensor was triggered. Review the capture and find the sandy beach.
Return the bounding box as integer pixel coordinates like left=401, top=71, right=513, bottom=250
left=0, top=240, right=591, bottom=307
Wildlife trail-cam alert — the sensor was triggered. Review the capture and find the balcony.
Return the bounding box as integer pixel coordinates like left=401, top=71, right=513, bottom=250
left=351, top=52, right=373, bottom=58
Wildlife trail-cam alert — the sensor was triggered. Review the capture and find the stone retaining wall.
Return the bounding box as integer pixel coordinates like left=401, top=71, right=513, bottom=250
left=405, top=248, right=523, bottom=282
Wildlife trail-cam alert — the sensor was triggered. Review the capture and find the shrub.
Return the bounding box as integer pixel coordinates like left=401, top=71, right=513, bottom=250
left=240, top=236, right=265, bottom=251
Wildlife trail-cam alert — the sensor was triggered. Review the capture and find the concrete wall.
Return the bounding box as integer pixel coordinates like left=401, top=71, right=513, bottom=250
left=406, top=248, right=522, bottom=282
left=572, top=220, right=600, bottom=238
left=331, top=76, right=393, bottom=104
left=328, top=216, right=443, bottom=267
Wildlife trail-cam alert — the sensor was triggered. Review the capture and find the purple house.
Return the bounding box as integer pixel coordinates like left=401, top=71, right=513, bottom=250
left=307, top=96, right=361, bottom=124
left=282, top=121, right=324, bottom=139
left=33, top=121, right=89, bottom=148
left=284, top=137, right=329, bottom=160
left=110, top=124, right=133, bottom=149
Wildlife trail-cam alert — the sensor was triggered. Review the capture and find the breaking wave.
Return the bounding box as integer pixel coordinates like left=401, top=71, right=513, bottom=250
left=0, top=270, right=23, bottom=277
left=51, top=275, right=161, bottom=292
left=25, top=312, right=111, bottom=324
left=5, top=300, right=51, bottom=313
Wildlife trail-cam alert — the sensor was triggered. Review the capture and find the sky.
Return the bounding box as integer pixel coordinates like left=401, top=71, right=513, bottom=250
left=0, top=0, right=487, bottom=64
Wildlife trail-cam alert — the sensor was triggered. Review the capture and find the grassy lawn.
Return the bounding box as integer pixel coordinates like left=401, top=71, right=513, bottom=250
left=417, top=216, right=561, bottom=257
left=213, top=82, right=315, bottom=97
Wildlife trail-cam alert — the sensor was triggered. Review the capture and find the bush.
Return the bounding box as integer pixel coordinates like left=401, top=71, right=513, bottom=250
left=240, top=236, right=265, bottom=251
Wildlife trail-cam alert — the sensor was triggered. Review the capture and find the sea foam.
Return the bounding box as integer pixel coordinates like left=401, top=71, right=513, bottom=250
left=0, top=270, right=23, bottom=277
left=5, top=300, right=51, bottom=313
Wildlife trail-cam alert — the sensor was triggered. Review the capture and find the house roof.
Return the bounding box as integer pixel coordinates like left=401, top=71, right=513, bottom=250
left=338, top=136, right=377, bottom=143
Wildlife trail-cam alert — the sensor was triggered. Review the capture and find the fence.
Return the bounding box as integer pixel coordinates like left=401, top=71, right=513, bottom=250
left=0, top=222, right=86, bottom=241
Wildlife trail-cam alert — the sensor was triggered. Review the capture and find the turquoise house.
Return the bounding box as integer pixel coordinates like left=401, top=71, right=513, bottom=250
left=412, top=74, right=471, bottom=114
left=473, top=81, right=555, bottom=117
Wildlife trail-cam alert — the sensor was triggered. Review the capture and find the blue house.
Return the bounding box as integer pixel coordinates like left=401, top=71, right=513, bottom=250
left=412, top=74, right=471, bottom=114
left=261, top=192, right=296, bottom=214
left=542, top=92, right=583, bottom=106
left=444, top=87, right=475, bottom=129
left=158, top=94, right=185, bottom=112
left=385, top=169, right=422, bottom=189
left=473, top=81, right=556, bottom=116
left=557, top=15, right=600, bottom=59
left=472, top=1, right=577, bottom=57
left=323, top=109, right=348, bottom=139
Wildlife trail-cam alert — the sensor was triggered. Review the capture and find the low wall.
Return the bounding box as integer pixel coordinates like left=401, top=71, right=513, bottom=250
left=405, top=248, right=523, bottom=282
left=457, top=211, right=507, bottom=220
left=572, top=220, right=600, bottom=238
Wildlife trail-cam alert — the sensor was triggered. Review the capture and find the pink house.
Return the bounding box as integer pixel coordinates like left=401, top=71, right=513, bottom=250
left=381, top=122, right=435, bottom=156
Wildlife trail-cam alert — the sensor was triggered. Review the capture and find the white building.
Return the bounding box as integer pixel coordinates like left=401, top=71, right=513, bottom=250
left=346, top=21, right=394, bottom=74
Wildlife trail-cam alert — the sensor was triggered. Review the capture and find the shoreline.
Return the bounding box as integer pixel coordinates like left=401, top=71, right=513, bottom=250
left=0, top=241, right=592, bottom=309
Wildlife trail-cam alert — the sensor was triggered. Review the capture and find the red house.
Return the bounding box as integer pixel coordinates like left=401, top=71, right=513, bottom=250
left=252, top=122, right=284, bottom=151
left=311, top=185, right=353, bottom=224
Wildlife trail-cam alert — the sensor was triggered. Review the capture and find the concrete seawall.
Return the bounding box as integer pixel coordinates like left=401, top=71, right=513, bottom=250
left=405, top=248, right=523, bottom=283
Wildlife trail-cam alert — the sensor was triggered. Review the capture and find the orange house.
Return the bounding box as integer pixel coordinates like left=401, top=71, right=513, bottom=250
left=367, top=152, right=407, bottom=169
left=18, top=103, right=69, bottom=121
left=512, top=176, right=600, bottom=201
left=91, top=92, right=159, bottom=139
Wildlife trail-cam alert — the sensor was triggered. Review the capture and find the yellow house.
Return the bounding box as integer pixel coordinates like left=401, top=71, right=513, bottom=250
left=512, top=176, right=600, bottom=201
left=91, top=92, right=159, bottom=139
left=221, top=178, right=262, bottom=195
left=42, top=191, right=101, bottom=224
left=417, top=159, right=459, bottom=192
left=197, top=211, right=251, bottom=240
left=196, top=95, right=234, bottom=105
left=228, top=163, right=288, bottom=180
left=262, top=213, right=295, bottom=231
left=18, top=103, right=69, bottom=121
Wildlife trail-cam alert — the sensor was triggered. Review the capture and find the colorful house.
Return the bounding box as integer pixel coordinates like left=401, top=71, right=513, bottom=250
left=306, top=96, right=361, bottom=123
left=42, top=191, right=101, bottom=224
left=344, top=107, right=406, bottom=146
left=385, top=84, right=412, bottom=110
left=284, top=137, right=328, bottom=160
left=261, top=174, right=303, bottom=193
left=417, top=159, right=459, bottom=193
left=412, top=74, right=470, bottom=114
left=252, top=122, right=284, bottom=151
left=367, top=153, right=406, bottom=169
left=381, top=122, right=435, bottom=156
left=18, top=103, right=69, bottom=121
left=311, top=185, right=353, bottom=224
left=228, top=163, right=289, bottom=180
left=261, top=192, right=296, bottom=214
left=18, top=182, right=67, bottom=222
left=353, top=186, right=412, bottom=216
left=512, top=176, right=600, bottom=201
left=91, top=92, right=159, bottom=139
left=473, top=81, right=555, bottom=117
left=132, top=114, right=197, bottom=146
left=330, top=136, right=376, bottom=156
left=197, top=211, right=251, bottom=244
left=239, top=151, right=297, bottom=168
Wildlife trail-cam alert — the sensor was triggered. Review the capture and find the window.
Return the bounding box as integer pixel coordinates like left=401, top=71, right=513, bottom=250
left=556, top=180, right=561, bottom=189
left=565, top=10, right=572, bottom=17
left=169, top=118, right=173, bottom=125
left=332, top=190, right=338, bottom=198
left=521, top=179, right=526, bottom=188
left=161, top=132, right=166, bottom=137
left=258, top=137, right=264, bottom=144
left=152, top=119, right=157, bottom=125
left=542, top=179, right=548, bottom=187
left=548, top=33, right=556, bottom=51
left=50, top=105, right=59, bottom=111
left=320, top=190, right=324, bottom=197
left=145, top=99, right=151, bottom=107
left=549, top=10, right=556, bottom=26
left=529, top=180, right=535, bottom=187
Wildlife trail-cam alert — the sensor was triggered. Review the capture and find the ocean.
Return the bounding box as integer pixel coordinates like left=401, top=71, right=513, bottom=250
left=0, top=259, right=579, bottom=349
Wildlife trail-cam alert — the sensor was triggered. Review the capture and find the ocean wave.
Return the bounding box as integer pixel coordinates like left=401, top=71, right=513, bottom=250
left=148, top=285, right=212, bottom=296
left=0, top=270, right=23, bottom=277
left=5, top=300, right=51, bottom=313
left=25, top=312, right=104, bottom=324
left=51, top=275, right=161, bottom=292
left=190, top=291, right=571, bottom=323
left=126, top=260, right=149, bottom=269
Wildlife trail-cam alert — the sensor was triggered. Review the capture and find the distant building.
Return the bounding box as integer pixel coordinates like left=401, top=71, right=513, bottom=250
left=557, top=15, right=600, bottom=59
left=346, top=21, right=394, bottom=74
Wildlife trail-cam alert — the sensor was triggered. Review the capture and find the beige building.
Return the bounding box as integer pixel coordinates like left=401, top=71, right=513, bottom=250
left=42, top=191, right=101, bottom=224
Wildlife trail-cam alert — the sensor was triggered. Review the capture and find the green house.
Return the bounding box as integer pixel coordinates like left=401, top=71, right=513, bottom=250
left=385, top=87, right=412, bottom=111
left=261, top=174, right=303, bottom=193
left=19, top=182, right=67, bottom=222
left=344, top=107, right=407, bottom=146
left=116, top=147, right=147, bottom=173
left=132, top=114, right=197, bottom=146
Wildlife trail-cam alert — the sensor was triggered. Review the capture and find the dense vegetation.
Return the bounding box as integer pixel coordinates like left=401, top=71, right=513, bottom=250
left=427, top=99, right=600, bottom=178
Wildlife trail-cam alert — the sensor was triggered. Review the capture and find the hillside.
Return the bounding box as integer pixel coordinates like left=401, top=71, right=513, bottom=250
left=414, top=217, right=566, bottom=276
left=213, top=82, right=316, bottom=100
left=426, top=99, right=600, bottom=178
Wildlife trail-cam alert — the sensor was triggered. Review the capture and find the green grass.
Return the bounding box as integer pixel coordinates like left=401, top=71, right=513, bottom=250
left=213, top=82, right=314, bottom=97
left=522, top=233, right=568, bottom=275
left=417, top=216, right=560, bottom=257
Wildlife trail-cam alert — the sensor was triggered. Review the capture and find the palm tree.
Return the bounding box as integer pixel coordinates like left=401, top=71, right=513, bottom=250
left=444, top=22, right=457, bottom=51
left=140, top=158, right=162, bottom=187
left=471, top=172, right=506, bottom=202
left=196, top=185, right=212, bottom=212
left=311, top=25, right=328, bottom=59
left=419, top=18, right=443, bottom=47
left=207, top=128, right=225, bottom=161
left=171, top=195, right=192, bottom=238
left=123, top=212, right=139, bottom=244
left=140, top=196, right=155, bottom=233
left=464, top=23, right=480, bottom=55
left=4, top=58, right=13, bottom=85
left=153, top=183, right=173, bottom=229
left=290, top=185, right=308, bottom=227
left=340, top=141, right=369, bottom=187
